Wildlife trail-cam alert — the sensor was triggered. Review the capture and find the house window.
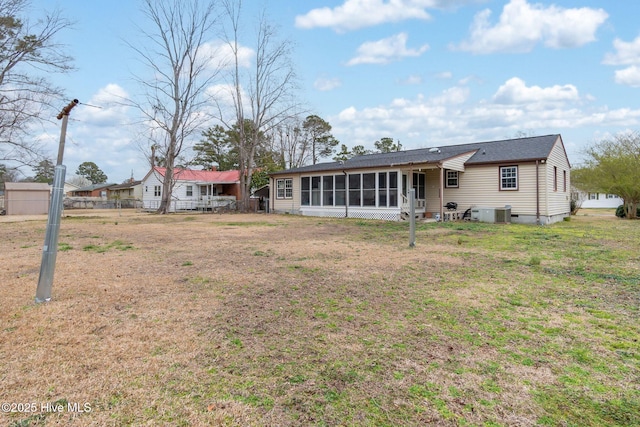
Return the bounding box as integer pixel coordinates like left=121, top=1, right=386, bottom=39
left=362, top=173, right=376, bottom=206
left=377, top=171, right=398, bottom=207
left=553, top=166, right=558, bottom=192
left=446, top=170, right=458, bottom=188
left=154, top=185, right=161, bottom=197
left=277, top=178, right=293, bottom=199
left=311, top=176, right=321, bottom=206
left=300, top=172, right=399, bottom=208
left=335, top=174, right=346, bottom=206
left=589, top=193, right=598, bottom=200
left=500, top=166, right=518, bottom=190
left=323, top=176, right=333, bottom=206
left=606, top=194, right=617, bottom=199
left=302, top=175, right=345, bottom=206
left=186, top=185, right=193, bottom=197
left=389, top=172, right=398, bottom=207
left=301, top=177, right=310, bottom=205
left=412, top=173, right=425, bottom=199
left=348, top=174, right=361, bottom=206
left=378, top=172, right=387, bottom=207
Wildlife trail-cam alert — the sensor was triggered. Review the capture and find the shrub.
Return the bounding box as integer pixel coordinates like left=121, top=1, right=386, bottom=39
left=615, top=204, right=640, bottom=218
left=570, top=198, right=581, bottom=215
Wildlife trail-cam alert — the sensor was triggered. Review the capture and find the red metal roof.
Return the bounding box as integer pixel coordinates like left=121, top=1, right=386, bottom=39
left=153, top=167, right=240, bottom=183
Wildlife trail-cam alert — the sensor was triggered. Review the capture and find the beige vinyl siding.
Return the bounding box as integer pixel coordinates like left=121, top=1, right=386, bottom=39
left=425, top=169, right=441, bottom=213
left=543, top=138, right=571, bottom=216
left=272, top=176, right=300, bottom=212
left=442, top=163, right=540, bottom=215
left=441, top=151, right=476, bottom=172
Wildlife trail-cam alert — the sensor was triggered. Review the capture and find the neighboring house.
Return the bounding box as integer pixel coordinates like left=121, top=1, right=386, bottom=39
left=70, top=183, right=116, bottom=198
left=3, top=182, right=50, bottom=215
left=106, top=179, right=143, bottom=209
left=141, top=167, right=241, bottom=212
left=63, top=182, right=80, bottom=196
left=269, top=134, right=571, bottom=225
left=576, top=191, right=623, bottom=209
left=109, top=180, right=143, bottom=201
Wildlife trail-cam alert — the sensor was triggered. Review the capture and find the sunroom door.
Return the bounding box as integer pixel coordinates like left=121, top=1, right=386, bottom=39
left=403, top=172, right=425, bottom=208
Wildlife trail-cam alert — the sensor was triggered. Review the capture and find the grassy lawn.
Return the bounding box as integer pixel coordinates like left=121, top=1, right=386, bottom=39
left=0, top=212, right=638, bottom=426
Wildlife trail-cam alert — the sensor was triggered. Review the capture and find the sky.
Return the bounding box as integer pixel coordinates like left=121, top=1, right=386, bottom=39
left=24, top=0, right=640, bottom=183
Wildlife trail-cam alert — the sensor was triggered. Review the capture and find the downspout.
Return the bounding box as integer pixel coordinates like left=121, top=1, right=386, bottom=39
left=343, top=170, right=348, bottom=218
left=270, top=176, right=274, bottom=213
left=536, top=160, right=540, bottom=225
left=439, top=164, right=444, bottom=222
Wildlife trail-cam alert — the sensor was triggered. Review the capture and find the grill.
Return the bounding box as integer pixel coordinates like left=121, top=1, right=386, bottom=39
left=445, top=202, right=458, bottom=211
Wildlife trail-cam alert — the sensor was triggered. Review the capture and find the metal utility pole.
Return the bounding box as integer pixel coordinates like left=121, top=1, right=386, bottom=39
left=35, top=99, right=79, bottom=303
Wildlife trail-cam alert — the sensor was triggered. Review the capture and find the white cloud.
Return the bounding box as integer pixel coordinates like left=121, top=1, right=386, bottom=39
left=200, top=40, right=253, bottom=70
left=454, top=0, right=608, bottom=54
left=89, top=84, right=128, bottom=105
left=81, top=84, right=132, bottom=127
left=602, top=36, right=640, bottom=87
left=399, top=74, right=423, bottom=85
left=346, top=33, right=429, bottom=66
left=314, top=77, right=342, bottom=91
left=614, top=66, right=640, bottom=87
left=493, top=77, right=580, bottom=104
left=434, top=71, right=453, bottom=79
left=328, top=81, right=640, bottom=155
left=603, top=35, right=640, bottom=66
left=295, top=0, right=437, bottom=32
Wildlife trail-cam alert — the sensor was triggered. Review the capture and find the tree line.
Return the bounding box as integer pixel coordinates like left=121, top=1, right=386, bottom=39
left=1, top=0, right=638, bottom=217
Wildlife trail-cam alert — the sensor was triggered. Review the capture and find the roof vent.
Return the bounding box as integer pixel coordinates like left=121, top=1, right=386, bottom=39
left=429, top=147, right=441, bottom=153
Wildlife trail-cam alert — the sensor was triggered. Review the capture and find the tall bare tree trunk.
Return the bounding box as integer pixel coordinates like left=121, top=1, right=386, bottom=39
left=220, top=1, right=298, bottom=211
left=129, top=0, right=222, bottom=214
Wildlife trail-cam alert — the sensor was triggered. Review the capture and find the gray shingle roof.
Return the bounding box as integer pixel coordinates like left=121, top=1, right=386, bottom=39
left=271, top=134, right=562, bottom=175
left=109, top=180, right=142, bottom=190
left=74, top=183, right=117, bottom=191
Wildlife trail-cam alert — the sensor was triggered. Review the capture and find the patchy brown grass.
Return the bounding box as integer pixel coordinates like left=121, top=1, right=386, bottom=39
left=0, top=211, right=638, bottom=426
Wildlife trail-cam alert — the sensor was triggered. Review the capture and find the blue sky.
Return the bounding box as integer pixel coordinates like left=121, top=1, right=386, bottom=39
left=28, top=0, right=640, bottom=183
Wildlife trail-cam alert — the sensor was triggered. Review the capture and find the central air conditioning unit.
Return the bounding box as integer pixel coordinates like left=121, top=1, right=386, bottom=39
left=495, top=206, right=511, bottom=223
left=470, top=206, right=511, bottom=223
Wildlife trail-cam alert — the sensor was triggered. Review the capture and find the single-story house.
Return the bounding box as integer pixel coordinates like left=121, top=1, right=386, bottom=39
left=269, top=134, right=571, bottom=225
left=70, top=183, right=116, bottom=198
left=575, top=191, right=623, bottom=209
left=63, top=182, right=81, bottom=196
left=3, top=182, right=50, bottom=215
left=141, top=167, right=241, bottom=212
left=109, top=180, right=143, bottom=201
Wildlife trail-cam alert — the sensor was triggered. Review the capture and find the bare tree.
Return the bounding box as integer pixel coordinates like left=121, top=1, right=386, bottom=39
left=271, top=116, right=306, bottom=169
left=129, top=0, right=222, bottom=213
left=219, top=0, right=297, bottom=210
left=0, top=0, right=73, bottom=167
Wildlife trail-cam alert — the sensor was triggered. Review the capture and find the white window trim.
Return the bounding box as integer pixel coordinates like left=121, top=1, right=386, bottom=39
left=500, top=166, right=518, bottom=191
left=445, top=170, right=459, bottom=188
left=276, top=178, right=293, bottom=199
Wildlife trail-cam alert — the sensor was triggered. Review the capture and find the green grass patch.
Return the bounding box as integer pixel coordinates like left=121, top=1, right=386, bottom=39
left=83, top=240, right=134, bottom=253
